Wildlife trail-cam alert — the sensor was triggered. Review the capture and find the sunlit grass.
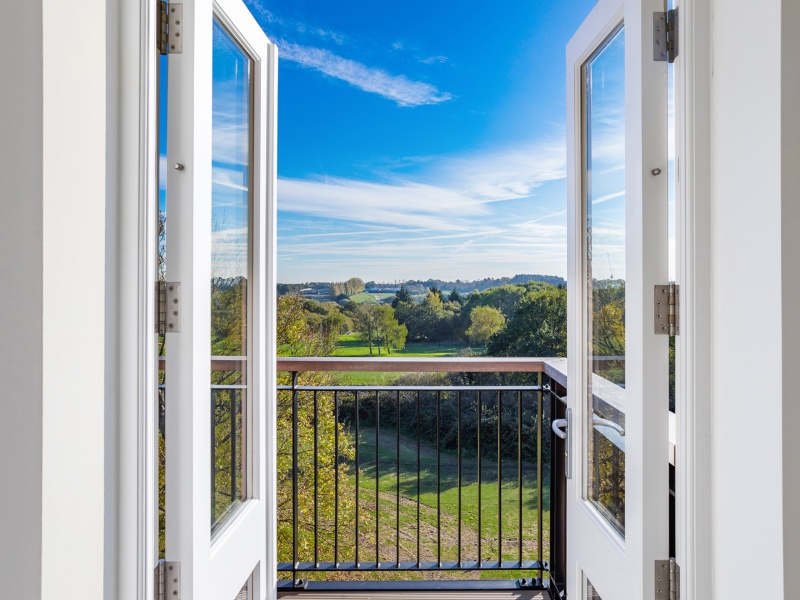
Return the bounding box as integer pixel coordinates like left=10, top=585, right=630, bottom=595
left=329, top=336, right=484, bottom=385
left=292, top=425, right=550, bottom=582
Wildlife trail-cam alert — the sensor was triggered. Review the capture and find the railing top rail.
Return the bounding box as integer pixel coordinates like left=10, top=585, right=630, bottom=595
left=276, top=356, right=569, bottom=387
left=277, top=384, right=544, bottom=392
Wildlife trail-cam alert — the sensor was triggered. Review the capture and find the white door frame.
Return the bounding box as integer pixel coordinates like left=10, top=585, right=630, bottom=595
left=115, top=1, right=160, bottom=599
left=672, top=0, right=713, bottom=599
left=111, top=0, right=712, bottom=599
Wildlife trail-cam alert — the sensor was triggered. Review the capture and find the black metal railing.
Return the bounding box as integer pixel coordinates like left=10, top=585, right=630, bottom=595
left=159, top=357, right=248, bottom=533
left=276, top=357, right=568, bottom=590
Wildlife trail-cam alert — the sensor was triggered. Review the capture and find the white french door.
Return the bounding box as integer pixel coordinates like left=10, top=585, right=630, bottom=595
left=165, top=0, right=277, bottom=598
left=565, top=0, right=669, bottom=598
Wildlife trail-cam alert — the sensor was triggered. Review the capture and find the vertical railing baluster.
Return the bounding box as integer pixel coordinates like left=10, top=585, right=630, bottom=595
left=518, top=389, right=523, bottom=567
left=457, top=390, right=462, bottom=568
left=416, top=390, right=421, bottom=568
left=437, top=389, right=441, bottom=568
left=497, top=389, right=502, bottom=567
left=375, top=391, right=380, bottom=567
left=230, top=389, right=237, bottom=506
left=355, top=390, right=360, bottom=568
left=537, top=372, right=543, bottom=579
left=334, top=390, right=339, bottom=568
left=291, top=372, right=299, bottom=586
left=314, top=390, right=319, bottom=568
left=593, top=429, right=600, bottom=502
left=477, top=390, right=482, bottom=566
left=613, top=436, right=621, bottom=528
left=396, top=390, right=400, bottom=568
left=211, top=390, right=216, bottom=525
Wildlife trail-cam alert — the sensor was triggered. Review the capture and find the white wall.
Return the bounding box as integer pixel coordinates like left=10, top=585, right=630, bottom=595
left=709, top=0, right=799, bottom=597
left=0, top=1, right=108, bottom=597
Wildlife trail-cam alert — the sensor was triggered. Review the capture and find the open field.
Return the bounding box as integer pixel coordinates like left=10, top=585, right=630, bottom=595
left=280, top=425, right=549, bottom=582
left=331, top=335, right=482, bottom=384
left=334, top=334, right=478, bottom=358
left=281, top=336, right=483, bottom=385
left=348, top=292, right=396, bottom=304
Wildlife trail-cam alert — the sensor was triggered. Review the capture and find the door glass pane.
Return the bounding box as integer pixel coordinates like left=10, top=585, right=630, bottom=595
left=211, top=18, right=252, bottom=533
left=583, top=26, right=626, bottom=537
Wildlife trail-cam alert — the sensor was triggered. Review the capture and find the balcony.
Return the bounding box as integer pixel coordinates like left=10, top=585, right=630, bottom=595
left=274, top=357, right=569, bottom=600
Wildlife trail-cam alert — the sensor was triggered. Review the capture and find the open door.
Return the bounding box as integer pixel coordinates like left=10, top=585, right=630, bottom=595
left=565, top=0, right=669, bottom=598
left=164, top=0, right=277, bottom=598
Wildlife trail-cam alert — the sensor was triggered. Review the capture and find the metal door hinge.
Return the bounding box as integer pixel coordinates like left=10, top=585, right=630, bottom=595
left=655, top=283, right=679, bottom=336
left=655, top=558, right=680, bottom=600
left=654, top=9, right=679, bottom=63
left=158, top=2, right=183, bottom=55
left=158, top=282, right=181, bottom=333
left=155, top=560, right=181, bottom=600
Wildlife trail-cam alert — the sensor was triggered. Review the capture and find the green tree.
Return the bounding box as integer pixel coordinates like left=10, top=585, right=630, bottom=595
left=395, top=291, right=460, bottom=343
left=590, top=282, right=626, bottom=384
left=465, top=305, right=505, bottom=346
left=448, top=288, right=463, bottom=305
left=275, top=298, right=355, bottom=565
left=330, top=276, right=365, bottom=299
left=375, top=305, right=407, bottom=354
left=487, top=286, right=567, bottom=357
left=391, top=284, right=413, bottom=308
left=353, top=303, right=380, bottom=354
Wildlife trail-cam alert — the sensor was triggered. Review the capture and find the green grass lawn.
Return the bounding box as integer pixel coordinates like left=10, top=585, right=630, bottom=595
left=286, top=424, right=549, bottom=582
left=330, top=335, right=483, bottom=385
left=334, top=334, right=478, bottom=358
left=348, top=292, right=396, bottom=304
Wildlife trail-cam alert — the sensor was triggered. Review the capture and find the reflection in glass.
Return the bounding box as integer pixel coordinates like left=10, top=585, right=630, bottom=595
left=158, top=51, right=169, bottom=559
left=234, top=578, right=250, bottom=600
left=584, top=26, right=626, bottom=536
left=211, top=18, right=252, bottom=533
left=586, top=575, right=604, bottom=600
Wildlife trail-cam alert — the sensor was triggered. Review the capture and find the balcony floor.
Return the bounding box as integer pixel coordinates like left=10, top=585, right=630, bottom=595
left=278, top=591, right=549, bottom=600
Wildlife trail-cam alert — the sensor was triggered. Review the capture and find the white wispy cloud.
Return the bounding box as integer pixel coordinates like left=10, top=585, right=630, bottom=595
left=278, top=225, right=570, bottom=282
left=279, top=139, right=567, bottom=229
left=592, top=190, right=625, bottom=205
left=433, top=141, right=566, bottom=202
left=279, top=177, right=483, bottom=230
left=249, top=2, right=346, bottom=45
left=212, top=166, right=248, bottom=193
left=212, top=227, right=249, bottom=278
left=420, top=55, right=448, bottom=65
left=159, top=154, right=167, bottom=190
left=275, top=139, right=571, bottom=280
left=279, top=41, right=453, bottom=107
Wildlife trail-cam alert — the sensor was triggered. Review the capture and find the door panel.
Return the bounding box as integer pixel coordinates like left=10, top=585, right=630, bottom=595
left=165, top=0, right=277, bottom=598
left=566, top=0, right=669, bottom=598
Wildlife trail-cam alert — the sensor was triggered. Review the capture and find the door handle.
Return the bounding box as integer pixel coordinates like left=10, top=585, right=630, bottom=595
left=592, top=416, right=625, bottom=436
left=551, top=407, right=572, bottom=479
left=552, top=418, right=568, bottom=439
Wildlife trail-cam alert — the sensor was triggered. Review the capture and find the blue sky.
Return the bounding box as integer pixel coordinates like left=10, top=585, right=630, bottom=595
left=243, top=0, right=599, bottom=283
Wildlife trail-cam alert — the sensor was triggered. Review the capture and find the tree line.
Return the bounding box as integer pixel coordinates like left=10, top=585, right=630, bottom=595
left=330, top=277, right=365, bottom=300
left=278, top=280, right=575, bottom=358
